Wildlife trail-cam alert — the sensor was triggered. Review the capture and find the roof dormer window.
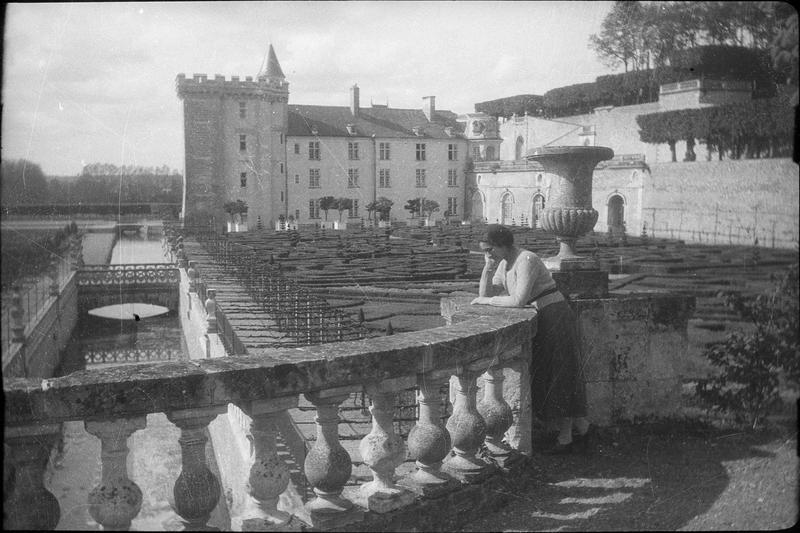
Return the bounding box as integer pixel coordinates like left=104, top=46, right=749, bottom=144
left=346, top=124, right=357, bottom=135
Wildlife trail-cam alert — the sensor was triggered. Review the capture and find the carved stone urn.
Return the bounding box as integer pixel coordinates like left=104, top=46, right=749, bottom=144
left=526, top=145, right=614, bottom=270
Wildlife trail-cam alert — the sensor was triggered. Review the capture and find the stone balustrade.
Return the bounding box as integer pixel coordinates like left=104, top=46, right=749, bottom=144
left=4, top=279, right=537, bottom=530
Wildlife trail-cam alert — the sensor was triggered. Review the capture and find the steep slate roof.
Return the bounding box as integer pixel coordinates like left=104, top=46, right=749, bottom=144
left=266, top=45, right=285, bottom=79
left=288, top=105, right=465, bottom=138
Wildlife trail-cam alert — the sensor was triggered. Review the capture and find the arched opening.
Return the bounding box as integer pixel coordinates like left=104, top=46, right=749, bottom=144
left=486, top=146, right=496, bottom=161
left=470, top=191, right=485, bottom=223
left=501, top=193, right=514, bottom=226
left=532, top=194, right=545, bottom=229
left=607, top=194, right=625, bottom=235
left=515, top=136, right=525, bottom=160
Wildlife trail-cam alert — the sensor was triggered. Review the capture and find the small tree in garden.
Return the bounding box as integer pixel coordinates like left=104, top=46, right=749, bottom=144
left=421, top=199, right=440, bottom=219
left=404, top=198, right=421, bottom=218
left=334, top=197, right=353, bottom=222
left=696, top=263, right=800, bottom=429
left=223, top=199, right=248, bottom=216
left=319, top=196, right=336, bottom=221
left=367, top=197, right=393, bottom=222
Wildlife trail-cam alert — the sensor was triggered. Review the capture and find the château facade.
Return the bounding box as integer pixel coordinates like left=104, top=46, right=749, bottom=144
left=177, top=46, right=469, bottom=231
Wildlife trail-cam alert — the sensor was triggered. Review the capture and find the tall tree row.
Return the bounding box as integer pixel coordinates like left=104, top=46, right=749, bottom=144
left=589, top=1, right=781, bottom=73
left=1, top=160, right=183, bottom=208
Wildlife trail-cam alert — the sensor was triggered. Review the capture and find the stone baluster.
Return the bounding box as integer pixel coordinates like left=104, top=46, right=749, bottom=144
left=167, top=407, right=225, bottom=529
left=85, top=417, right=147, bottom=530
left=69, top=236, right=80, bottom=271
left=442, top=369, right=493, bottom=483
left=358, top=378, right=415, bottom=513
left=187, top=260, right=198, bottom=292
left=205, top=289, right=217, bottom=334
left=48, top=254, right=60, bottom=297
left=238, top=397, right=300, bottom=531
left=399, top=374, right=458, bottom=497
left=3, top=424, right=62, bottom=530
left=303, top=390, right=363, bottom=529
left=477, top=366, right=517, bottom=469
left=10, top=284, right=25, bottom=343
left=177, top=243, right=188, bottom=269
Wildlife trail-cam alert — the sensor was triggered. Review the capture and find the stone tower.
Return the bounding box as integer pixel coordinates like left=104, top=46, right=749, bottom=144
left=176, top=44, right=289, bottom=231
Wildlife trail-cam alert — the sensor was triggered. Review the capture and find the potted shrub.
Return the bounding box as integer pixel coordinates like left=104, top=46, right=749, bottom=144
left=275, top=214, right=287, bottom=231
left=319, top=196, right=337, bottom=229
left=223, top=200, right=248, bottom=232
left=333, top=197, right=353, bottom=230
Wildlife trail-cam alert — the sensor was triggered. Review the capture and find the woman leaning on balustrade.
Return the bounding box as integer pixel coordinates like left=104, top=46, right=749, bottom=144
left=471, top=224, right=592, bottom=455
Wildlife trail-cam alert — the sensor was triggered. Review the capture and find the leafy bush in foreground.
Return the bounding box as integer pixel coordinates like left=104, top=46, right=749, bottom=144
left=696, top=263, right=799, bottom=428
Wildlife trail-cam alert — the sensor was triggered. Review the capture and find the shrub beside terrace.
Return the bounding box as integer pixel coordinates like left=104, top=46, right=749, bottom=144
left=1, top=221, right=79, bottom=291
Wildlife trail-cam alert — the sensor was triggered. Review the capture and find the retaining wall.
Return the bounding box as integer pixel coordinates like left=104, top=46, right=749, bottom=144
left=643, top=158, right=799, bottom=248
left=3, top=273, right=78, bottom=378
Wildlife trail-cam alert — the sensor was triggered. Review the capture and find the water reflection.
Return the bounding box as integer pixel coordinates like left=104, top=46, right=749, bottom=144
left=111, top=226, right=168, bottom=264
left=88, top=303, right=170, bottom=320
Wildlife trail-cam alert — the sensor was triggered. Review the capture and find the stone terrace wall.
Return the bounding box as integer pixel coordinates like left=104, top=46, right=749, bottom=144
left=3, top=273, right=78, bottom=378
left=643, top=158, right=799, bottom=248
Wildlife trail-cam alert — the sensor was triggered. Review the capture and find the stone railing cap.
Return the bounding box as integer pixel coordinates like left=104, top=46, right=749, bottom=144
left=4, top=302, right=536, bottom=426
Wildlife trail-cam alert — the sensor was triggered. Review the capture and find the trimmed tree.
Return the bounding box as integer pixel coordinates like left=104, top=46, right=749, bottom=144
left=334, top=197, right=353, bottom=222
left=319, top=196, right=336, bottom=221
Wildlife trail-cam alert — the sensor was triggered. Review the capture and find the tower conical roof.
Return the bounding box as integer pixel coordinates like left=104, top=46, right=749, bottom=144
left=263, top=44, right=285, bottom=79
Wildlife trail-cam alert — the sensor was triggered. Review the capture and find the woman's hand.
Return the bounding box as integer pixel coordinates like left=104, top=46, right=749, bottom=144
left=471, top=296, right=491, bottom=305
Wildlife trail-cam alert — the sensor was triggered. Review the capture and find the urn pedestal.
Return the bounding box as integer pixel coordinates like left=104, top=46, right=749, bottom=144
left=526, top=146, right=613, bottom=296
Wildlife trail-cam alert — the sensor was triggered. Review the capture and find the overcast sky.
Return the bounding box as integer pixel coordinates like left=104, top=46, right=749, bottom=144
left=2, top=1, right=617, bottom=176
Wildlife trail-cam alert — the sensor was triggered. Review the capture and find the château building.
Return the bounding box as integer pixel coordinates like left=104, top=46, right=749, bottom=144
left=177, top=46, right=469, bottom=231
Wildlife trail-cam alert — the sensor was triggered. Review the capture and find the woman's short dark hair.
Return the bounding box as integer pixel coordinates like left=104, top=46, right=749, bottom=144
left=481, top=224, right=514, bottom=247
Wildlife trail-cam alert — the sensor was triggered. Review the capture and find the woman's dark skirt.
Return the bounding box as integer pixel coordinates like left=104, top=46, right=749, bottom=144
left=530, top=299, right=587, bottom=422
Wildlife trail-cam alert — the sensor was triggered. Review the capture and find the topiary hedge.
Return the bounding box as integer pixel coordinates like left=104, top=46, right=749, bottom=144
left=636, top=93, right=794, bottom=161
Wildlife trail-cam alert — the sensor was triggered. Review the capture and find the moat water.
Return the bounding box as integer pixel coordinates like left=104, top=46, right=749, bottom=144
left=58, top=227, right=186, bottom=375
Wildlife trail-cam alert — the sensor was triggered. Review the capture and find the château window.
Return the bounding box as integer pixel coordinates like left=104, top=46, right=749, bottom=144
left=294, top=143, right=300, bottom=154
left=415, top=168, right=426, bottom=188
left=309, top=141, right=320, bottom=160
left=447, top=197, right=458, bottom=215
left=240, top=172, right=247, bottom=188
left=347, top=168, right=359, bottom=188
left=309, top=199, right=320, bottom=219
left=239, top=135, right=247, bottom=152
left=379, top=142, right=390, bottom=160
left=448, top=144, right=458, bottom=161
left=379, top=169, right=391, bottom=188
left=279, top=133, right=284, bottom=145
left=280, top=191, right=284, bottom=202
left=239, top=102, right=246, bottom=119
left=349, top=199, right=359, bottom=218
left=309, top=169, right=321, bottom=188
left=295, top=174, right=300, bottom=184
left=280, top=162, right=284, bottom=174
left=416, top=143, right=426, bottom=161
left=447, top=169, right=458, bottom=187
left=348, top=142, right=359, bottom=160
left=295, top=209, right=300, bottom=220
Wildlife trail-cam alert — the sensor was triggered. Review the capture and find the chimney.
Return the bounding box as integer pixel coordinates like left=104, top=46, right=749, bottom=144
left=422, top=96, right=435, bottom=121
left=350, top=84, right=360, bottom=117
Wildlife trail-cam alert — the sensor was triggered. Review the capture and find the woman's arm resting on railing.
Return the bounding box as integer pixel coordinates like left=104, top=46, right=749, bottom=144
left=473, top=254, right=504, bottom=304
left=473, top=255, right=535, bottom=308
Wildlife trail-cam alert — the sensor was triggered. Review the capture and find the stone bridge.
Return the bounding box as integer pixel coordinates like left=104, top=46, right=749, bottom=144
left=76, top=264, right=180, bottom=314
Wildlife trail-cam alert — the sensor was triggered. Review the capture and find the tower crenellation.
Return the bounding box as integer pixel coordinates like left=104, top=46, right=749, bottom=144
left=176, top=72, right=289, bottom=100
